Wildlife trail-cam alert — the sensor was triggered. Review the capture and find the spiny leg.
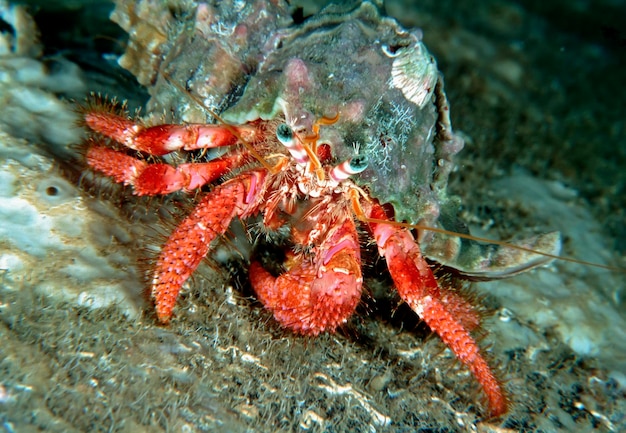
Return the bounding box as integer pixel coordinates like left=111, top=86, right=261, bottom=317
left=366, top=202, right=507, bottom=417
left=86, top=142, right=248, bottom=195
left=82, top=99, right=260, bottom=156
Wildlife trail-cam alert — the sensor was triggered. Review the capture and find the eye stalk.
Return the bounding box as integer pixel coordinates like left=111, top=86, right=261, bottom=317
left=330, top=154, right=368, bottom=182
left=276, top=123, right=309, bottom=164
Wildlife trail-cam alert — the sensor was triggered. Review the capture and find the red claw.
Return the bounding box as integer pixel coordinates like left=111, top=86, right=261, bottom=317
left=250, top=218, right=362, bottom=335
left=152, top=170, right=266, bottom=323
left=86, top=144, right=247, bottom=195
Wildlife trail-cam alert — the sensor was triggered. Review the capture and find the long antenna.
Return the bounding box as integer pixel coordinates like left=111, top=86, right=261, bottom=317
left=363, top=216, right=624, bottom=272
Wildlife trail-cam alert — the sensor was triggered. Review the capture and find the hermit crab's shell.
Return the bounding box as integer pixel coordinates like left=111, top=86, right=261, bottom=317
left=218, top=2, right=453, bottom=229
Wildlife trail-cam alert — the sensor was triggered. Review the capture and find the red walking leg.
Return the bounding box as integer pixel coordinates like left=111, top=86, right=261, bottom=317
left=367, top=202, right=507, bottom=417
left=86, top=143, right=247, bottom=195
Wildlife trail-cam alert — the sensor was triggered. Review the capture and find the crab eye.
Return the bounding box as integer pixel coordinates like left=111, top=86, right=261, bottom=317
left=349, top=154, right=368, bottom=173
left=277, top=122, right=309, bottom=164
left=276, top=123, right=293, bottom=143
left=329, top=154, right=369, bottom=182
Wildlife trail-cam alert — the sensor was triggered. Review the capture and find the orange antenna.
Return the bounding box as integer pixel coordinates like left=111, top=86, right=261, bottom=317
left=300, top=113, right=340, bottom=181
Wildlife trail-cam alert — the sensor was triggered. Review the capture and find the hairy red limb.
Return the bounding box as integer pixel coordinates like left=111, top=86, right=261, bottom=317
left=84, top=110, right=260, bottom=156
left=366, top=202, right=507, bottom=417
left=86, top=144, right=248, bottom=195
left=249, top=217, right=362, bottom=335
left=152, top=170, right=267, bottom=323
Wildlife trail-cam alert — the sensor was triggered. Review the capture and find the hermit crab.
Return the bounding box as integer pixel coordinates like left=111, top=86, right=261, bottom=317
left=82, top=1, right=561, bottom=417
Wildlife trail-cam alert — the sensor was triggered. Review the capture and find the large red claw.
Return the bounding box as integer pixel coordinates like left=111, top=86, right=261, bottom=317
left=250, top=219, right=362, bottom=335
left=152, top=171, right=265, bottom=323
left=85, top=109, right=245, bottom=156
left=83, top=99, right=261, bottom=156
